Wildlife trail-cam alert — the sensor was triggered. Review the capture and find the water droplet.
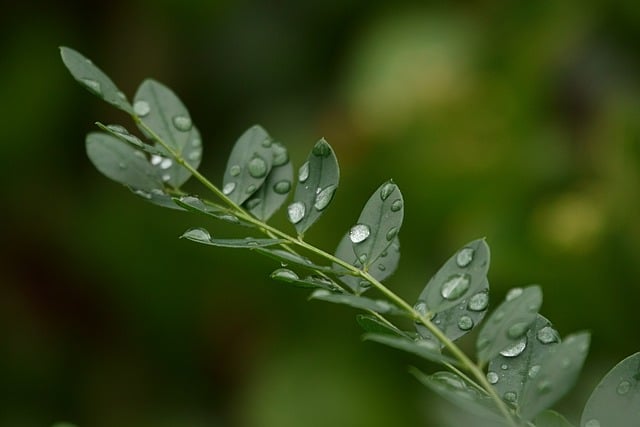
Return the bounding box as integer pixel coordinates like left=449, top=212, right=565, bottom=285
left=503, top=391, right=517, bottom=403
left=150, top=155, right=163, bottom=166
left=313, top=289, right=331, bottom=298
left=456, top=247, right=475, bottom=267
left=134, top=100, right=151, bottom=116
left=414, top=300, right=428, bottom=317
left=223, top=182, right=236, bottom=195
left=500, top=336, right=527, bottom=357
left=390, top=199, right=403, bottom=212
left=507, top=322, right=529, bottom=339
left=248, top=156, right=268, bottom=178
left=188, top=151, right=201, bottom=161
left=501, top=364, right=509, bottom=370
left=246, top=198, right=261, bottom=209
left=536, top=326, right=560, bottom=344
left=272, top=143, right=289, bottom=166
left=385, top=227, right=398, bottom=241
left=273, top=180, right=291, bottom=194
left=271, top=268, right=299, bottom=282
left=312, top=139, right=331, bottom=157
left=298, top=162, right=310, bottom=183
left=537, top=380, right=552, bottom=394
left=160, top=158, right=173, bottom=170
left=487, top=371, right=499, bottom=384
left=162, top=174, right=171, bottom=182
left=81, top=78, right=102, bottom=95
left=349, top=224, right=371, bottom=243
left=229, top=165, right=241, bottom=177
left=617, top=380, right=631, bottom=395
left=457, top=316, right=474, bottom=330
left=287, top=202, right=306, bottom=224
left=440, top=274, right=471, bottom=300
left=246, top=184, right=256, bottom=194
left=506, top=287, right=523, bottom=301
left=415, top=339, right=439, bottom=351
left=528, top=365, right=541, bottom=379
left=380, top=250, right=388, bottom=258
left=314, top=185, right=337, bottom=210
left=358, top=254, right=368, bottom=264
left=192, top=138, right=201, bottom=147
left=107, top=124, right=128, bottom=134
left=262, top=138, right=272, bottom=148
left=116, top=91, right=127, bottom=101
left=118, top=162, right=127, bottom=170
left=377, top=264, right=386, bottom=272
left=380, top=182, right=396, bottom=200
left=585, top=420, right=601, bottom=427
left=468, top=292, right=489, bottom=311
left=184, top=228, right=210, bottom=242
left=172, top=115, right=192, bottom=131
left=375, top=300, right=392, bottom=312
left=494, top=311, right=505, bottom=321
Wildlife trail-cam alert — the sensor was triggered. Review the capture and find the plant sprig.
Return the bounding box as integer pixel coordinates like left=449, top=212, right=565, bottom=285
left=61, top=46, right=640, bottom=427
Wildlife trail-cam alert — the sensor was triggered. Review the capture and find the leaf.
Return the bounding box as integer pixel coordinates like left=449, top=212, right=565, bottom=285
left=96, top=122, right=164, bottom=155
left=476, top=285, right=543, bottom=364
left=253, top=248, right=333, bottom=273
left=519, top=332, right=590, bottom=420
left=270, top=269, right=339, bottom=291
left=222, top=125, right=274, bottom=205
left=348, top=180, right=403, bottom=269
left=580, top=352, right=640, bottom=427
left=534, top=410, right=574, bottom=427
left=334, top=231, right=401, bottom=293
left=134, top=79, right=203, bottom=188
left=487, top=315, right=561, bottom=407
left=130, top=188, right=184, bottom=210
left=418, top=239, right=490, bottom=315
left=244, top=142, right=293, bottom=221
left=173, top=195, right=255, bottom=227
left=309, top=290, right=403, bottom=315
left=356, top=314, right=408, bottom=338
left=287, top=139, right=339, bottom=235
left=365, top=335, right=456, bottom=364
left=416, top=279, right=489, bottom=345
left=409, top=369, right=504, bottom=422
left=60, top=46, right=133, bottom=114
left=180, top=228, right=284, bottom=248
left=86, top=132, right=163, bottom=191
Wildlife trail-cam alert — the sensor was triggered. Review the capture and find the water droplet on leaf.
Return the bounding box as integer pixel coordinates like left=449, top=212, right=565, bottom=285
left=390, top=199, right=403, bottom=212
left=246, top=184, right=256, bottom=194
left=272, top=143, right=289, bottom=166
left=414, top=300, right=428, bottom=317
left=536, top=326, right=560, bottom=344
left=271, top=268, right=299, bottom=281
left=487, top=371, right=499, bottom=384
left=184, top=228, right=210, bottom=242
left=172, top=115, right=192, bottom=131
left=456, top=247, right=475, bottom=267
left=379, top=182, right=396, bottom=200
left=188, top=151, right=201, bottom=161
left=162, top=174, right=171, bottom=182
left=261, top=138, right=272, bottom=148
left=349, top=224, right=371, bottom=243
left=457, top=315, right=474, bottom=330
left=246, top=198, right=261, bottom=209
left=150, top=155, right=162, bottom=166
left=81, top=78, right=102, bottom=95
left=314, top=185, right=337, bottom=210
left=377, top=264, right=386, bottom=272
left=287, top=202, right=306, bottom=224
left=617, top=380, right=631, bottom=395
left=500, top=336, right=527, bottom=357
left=528, top=365, right=541, bottom=379
left=507, top=322, right=529, bottom=339
left=223, top=182, right=236, bottom=195
left=468, top=292, right=489, bottom=311
left=385, top=227, right=398, bottom=241
left=134, top=100, right=151, bottom=117
left=503, top=391, right=517, bottom=403
left=298, top=162, right=310, bottom=183
left=248, top=156, right=268, bottom=178
left=312, top=139, right=331, bottom=157
left=273, top=180, right=291, bottom=194
left=506, top=288, right=523, bottom=301
left=229, top=165, right=241, bottom=177
left=160, top=158, right=173, bottom=170
left=440, top=274, right=471, bottom=300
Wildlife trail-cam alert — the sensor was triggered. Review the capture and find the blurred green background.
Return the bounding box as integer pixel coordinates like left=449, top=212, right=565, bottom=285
left=2, top=1, right=640, bottom=426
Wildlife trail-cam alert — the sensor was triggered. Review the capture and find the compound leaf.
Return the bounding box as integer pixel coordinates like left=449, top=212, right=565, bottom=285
left=365, top=336, right=455, bottom=364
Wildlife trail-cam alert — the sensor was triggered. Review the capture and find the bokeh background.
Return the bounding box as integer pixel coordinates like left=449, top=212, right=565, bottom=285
left=2, top=1, right=640, bottom=426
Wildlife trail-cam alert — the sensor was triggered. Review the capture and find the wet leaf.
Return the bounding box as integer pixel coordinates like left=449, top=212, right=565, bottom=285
left=253, top=248, right=333, bottom=273
left=180, top=228, right=284, bottom=248
left=60, top=46, right=133, bottom=114
left=134, top=79, right=202, bottom=188
left=520, top=332, right=590, bottom=420
left=288, top=139, right=339, bottom=235
left=96, top=122, right=163, bottom=155
left=270, top=269, right=338, bottom=291
left=356, top=314, right=408, bottom=338
left=477, top=285, right=542, bottom=364
left=534, top=410, right=574, bottom=427
left=173, top=195, right=255, bottom=227
left=310, top=290, right=402, bottom=315
left=580, top=352, right=640, bottom=427
left=365, top=336, right=455, bottom=364
left=130, top=188, right=183, bottom=210
left=419, top=239, right=490, bottom=315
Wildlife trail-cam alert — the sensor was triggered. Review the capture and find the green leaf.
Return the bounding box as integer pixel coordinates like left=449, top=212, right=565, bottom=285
left=534, top=410, right=574, bottom=427
left=180, top=228, right=284, bottom=248
left=96, top=122, right=163, bottom=155
left=356, top=314, right=408, bottom=338
left=173, top=195, right=254, bottom=227
left=133, top=79, right=203, bottom=188
left=270, top=269, right=339, bottom=291
left=244, top=142, right=293, bottom=221
left=222, top=125, right=275, bottom=205
left=580, top=352, right=640, bottom=427
left=476, top=285, right=543, bottom=364
left=130, top=188, right=184, bottom=210
left=60, top=46, right=133, bottom=114
left=253, top=248, right=333, bottom=273
left=348, top=180, right=403, bottom=269
left=287, top=139, right=339, bottom=235
left=519, top=332, right=590, bottom=420
left=334, top=231, right=400, bottom=293
left=418, top=238, right=490, bottom=315
left=409, top=369, right=503, bottom=421
left=416, top=280, right=489, bottom=345
left=365, top=336, right=456, bottom=364
left=487, top=315, right=561, bottom=407
left=86, top=132, right=163, bottom=191
left=310, top=290, right=402, bottom=315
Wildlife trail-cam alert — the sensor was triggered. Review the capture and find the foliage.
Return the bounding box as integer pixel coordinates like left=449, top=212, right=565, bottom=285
left=60, top=46, right=640, bottom=427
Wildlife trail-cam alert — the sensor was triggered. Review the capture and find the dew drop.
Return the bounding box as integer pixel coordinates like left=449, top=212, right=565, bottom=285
left=245, top=198, right=261, bottom=209
left=172, top=115, right=192, bottom=131
left=81, top=78, right=102, bottom=95
left=386, top=227, right=398, bottom=241
left=415, top=339, right=439, bottom=351
left=312, top=139, right=331, bottom=157
left=457, top=316, right=474, bottom=331
left=223, top=182, right=236, bottom=195
left=440, top=274, right=471, bottom=300
left=349, top=224, right=371, bottom=243
left=246, top=185, right=257, bottom=194
left=314, top=185, right=337, bottom=210
left=503, top=391, right=517, bottom=403
left=456, top=247, right=475, bottom=267
left=585, top=420, right=601, bottom=427
left=150, top=155, right=162, bottom=166
left=390, top=199, right=403, bottom=212
left=507, top=322, right=530, bottom=339
left=298, top=162, right=310, bottom=183
left=184, top=228, right=210, bottom=242
left=501, top=364, right=509, bottom=370
left=377, top=264, right=386, bottom=272
left=162, top=174, right=171, bottom=182
left=494, top=311, right=505, bottom=321
left=273, top=180, right=291, bottom=194
left=160, top=158, right=173, bottom=170
left=500, top=336, right=527, bottom=357
left=379, top=182, right=396, bottom=200
left=468, top=292, right=489, bottom=311
left=229, top=165, right=241, bottom=177
left=118, top=162, right=127, bottom=170
left=358, top=254, right=368, bottom=264
left=287, top=202, right=306, bottom=224
left=134, top=100, right=151, bottom=116
left=537, top=380, right=552, bottom=394
left=192, top=138, right=202, bottom=148
left=617, top=380, right=631, bottom=395
left=375, top=300, right=392, bottom=312
left=116, top=91, right=127, bottom=101
left=107, top=124, right=128, bottom=134
left=528, top=365, right=541, bottom=379
left=506, top=287, right=523, bottom=301
left=414, top=300, right=428, bottom=317
left=262, top=138, right=272, bottom=148
left=486, top=371, right=499, bottom=384
left=188, top=151, right=201, bottom=161
left=271, top=268, right=299, bottom=282
left=272, top=143, right=289, bottom=166
left=248, top=156, right=268, bottom=178
left=536, top=326, right=560, bottom=344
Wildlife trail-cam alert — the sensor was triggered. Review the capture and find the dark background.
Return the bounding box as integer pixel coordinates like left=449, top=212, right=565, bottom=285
left=1, top=1, right=639, bottom=426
